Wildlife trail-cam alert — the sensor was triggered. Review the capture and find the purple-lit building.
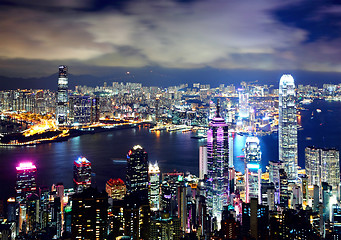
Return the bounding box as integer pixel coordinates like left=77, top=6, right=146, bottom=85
left=206, top=100, right=229, bottom=228
left=16, top=162, right=37, bottom=200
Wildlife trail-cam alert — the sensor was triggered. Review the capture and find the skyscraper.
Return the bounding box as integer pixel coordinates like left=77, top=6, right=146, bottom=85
left=73, top=157, right=91, bottom=193
left=305, top=147, right=321, bottom=186
left=148, top=162, right=160, bottom=211
left=279, top=74, right=298, bottom=181
left=126, top=145, right=149, bottom=203
left=305, top=147, right=340, bottom=195
left=199, top=145, right=207, bottom=179
left=106, top=178, right=126, bottom=200
left=244, top=137, right=262, bottom=203
left=207, top=99, right=229, bottom=227
left=16, top=162, right=37, bottom=201
left=56, top=65, right=68, bottom=125
left=71, top=187, right=108, bottom=240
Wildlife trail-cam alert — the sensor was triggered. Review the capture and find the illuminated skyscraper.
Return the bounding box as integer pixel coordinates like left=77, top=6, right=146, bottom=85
left=306, top=147, right=340, bottom=195
left=244, top=137, right=261, bottom=164
left=16, top=162, right=37, bottom=202
left=305, top=147, right=321, bottom=187
left=244, top=137, right=262, bottom=203
left=238, top=88, right=249, bottom=118
left=199, top=145, right=207, bottom=179
left=71, top=187, right=108, bottom=240
left=56, top=65, right=68, bottom=125
left=73, top=157, right=91, bottom=193
left=69, top=95, right=91, bottom=125
left=207, top=100, right=229, bottom=226
left=126, top=145, right=149, bottom=203
left=279, top=74, right=298, bottom=181
left=105, top=178, right=126, bottom=200
left=320, top=148, right=340, bottom=195
left=148, top=162, right=160, bottom=211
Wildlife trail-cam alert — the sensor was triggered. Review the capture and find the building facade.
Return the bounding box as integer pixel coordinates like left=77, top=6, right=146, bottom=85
left=56, top=65, right=68, bottom=125
left=206, top=100, right=229, bottom=227
left=279, top=74, right=298, bottom=181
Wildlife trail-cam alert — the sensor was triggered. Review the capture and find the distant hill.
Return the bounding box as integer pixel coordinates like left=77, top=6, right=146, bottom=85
left=0, top=67, right=340, bottom=90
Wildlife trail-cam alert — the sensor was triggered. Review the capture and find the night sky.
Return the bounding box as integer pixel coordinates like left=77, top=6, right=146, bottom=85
left=1, top=0, right=341, bottom=87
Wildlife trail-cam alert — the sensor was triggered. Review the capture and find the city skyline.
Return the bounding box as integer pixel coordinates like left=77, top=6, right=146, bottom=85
left=1, top=1, right=341, bottom=87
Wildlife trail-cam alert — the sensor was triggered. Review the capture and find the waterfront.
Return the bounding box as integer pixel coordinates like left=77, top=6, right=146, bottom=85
left=0, top=100, right=340, bottom=200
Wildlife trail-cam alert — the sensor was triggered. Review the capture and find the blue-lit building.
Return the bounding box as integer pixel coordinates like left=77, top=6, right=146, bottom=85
left=69, top=95, right=92, bottom=125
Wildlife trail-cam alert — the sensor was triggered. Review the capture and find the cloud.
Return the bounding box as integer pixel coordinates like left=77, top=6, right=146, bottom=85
left=0, top=0, right=341, bottom=77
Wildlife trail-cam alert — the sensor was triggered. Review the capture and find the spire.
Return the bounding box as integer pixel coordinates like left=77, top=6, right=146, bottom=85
left=216, top=99, right=221, bottom=118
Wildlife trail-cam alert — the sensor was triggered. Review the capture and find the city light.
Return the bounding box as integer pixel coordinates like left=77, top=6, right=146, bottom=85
left=16, top=162, right=36, bottom=171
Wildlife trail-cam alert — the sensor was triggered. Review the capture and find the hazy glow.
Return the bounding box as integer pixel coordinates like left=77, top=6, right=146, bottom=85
left=16, top=162, right=36, bottom=171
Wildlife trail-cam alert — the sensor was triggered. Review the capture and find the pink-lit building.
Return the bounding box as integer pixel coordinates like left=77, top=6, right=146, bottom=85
left=16, top=162, right=37, bottom=199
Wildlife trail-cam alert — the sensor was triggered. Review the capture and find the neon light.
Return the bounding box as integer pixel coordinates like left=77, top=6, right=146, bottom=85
left=247, top=163, right=260, bottom=169
left=16, top=162, right=36, bottom=171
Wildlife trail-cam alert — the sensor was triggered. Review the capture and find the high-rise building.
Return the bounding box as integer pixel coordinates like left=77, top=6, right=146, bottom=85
left=206, top=100, right=229, bottom=227
left=305, top=147, right=321, bottom=186
left=238, top=88, right=249, bottom=118
left=244, top=137, right=262, bottom=203
left=56, top=65, right=68, bottom=125
left=106, top=178, right=126, bottom=200
left=199, top=145, right=207, bottom=179
left=73, top=157, right=91, bottom=193
left=305, top=147, right=340, bottom=195
left=149, top=162, right=160, bottom=211
left=16, top=162, right=37, bottom=201
left=69, top=95, right=92, bottom=125
left=71, top=187, right=108, bottom=240
left=245, top=163, right=261, bottom=203
left=278, top=74, right=298, bottom=181
left=244, top=137, right=261, bottom=164
left=126, top=145, right=149, bottom=203
left=320, top=148, right=340, bottom=195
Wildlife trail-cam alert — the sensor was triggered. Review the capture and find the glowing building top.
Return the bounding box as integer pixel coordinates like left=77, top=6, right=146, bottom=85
left=149, top=162, right=160, bottom=174
left=74, top=157, right=91, bottom=167
left=245, top=136, right=261, bottom=164
left=16, top=162, right=37, bottom=171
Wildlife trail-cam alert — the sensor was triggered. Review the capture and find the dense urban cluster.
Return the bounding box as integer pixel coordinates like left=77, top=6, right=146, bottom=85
left=0, top=66, right=340, bottom=239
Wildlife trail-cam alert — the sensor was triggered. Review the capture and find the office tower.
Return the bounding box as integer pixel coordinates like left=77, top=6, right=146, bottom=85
left=16, top=162, right=37, bottom=201
left=268, top=161, right=282, bottom=205
left=305, top=147, right=340, bottom=195
left=206, top=99, right=229, bottom=227
left=160, top=172, right=184, bottom=216
left=73, top=157, right=91, bottom=193
left=245, top=163, right=261, bottom=203
left=244, top=137, right=261, bottom=164
left=91, top=96, right=99, bottom=123
left=279, top=169, right=289, bottom=208
left=26, top=193, right=40, bottom=232
left=241, top=199, right=269, bottom=239
left=305, top=147, right=321, bottom=186
left=320, top=148, right=340, bottom=195
left=106, top=178, right=126, bottom=200
left=238, top=88, right=249, bottom=118
left=244, top=137, right=261, bottom=203
left=68, top=95, right=92, bottom=125
left=229, top=134, right=234, bottom=167
left=279, top=74, right=298, bottom=181
left=199, top=145, right=207, bottom=179
left=150, top=215, right=181, bottom=240
left=148, top=162, right=160, bottom=211
left=56, top=65, right=68, bottom=125
left=126, top=145, right=149, bottom=203
left=71, top=187, right=108, bottom=240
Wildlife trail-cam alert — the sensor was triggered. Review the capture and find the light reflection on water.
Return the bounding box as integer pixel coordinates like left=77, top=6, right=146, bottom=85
left=0, top=100, right=340, bottom=200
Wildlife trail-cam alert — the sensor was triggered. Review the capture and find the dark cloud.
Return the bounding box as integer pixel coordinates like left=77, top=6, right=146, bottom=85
left=0, top=0, right=341, bottom=78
